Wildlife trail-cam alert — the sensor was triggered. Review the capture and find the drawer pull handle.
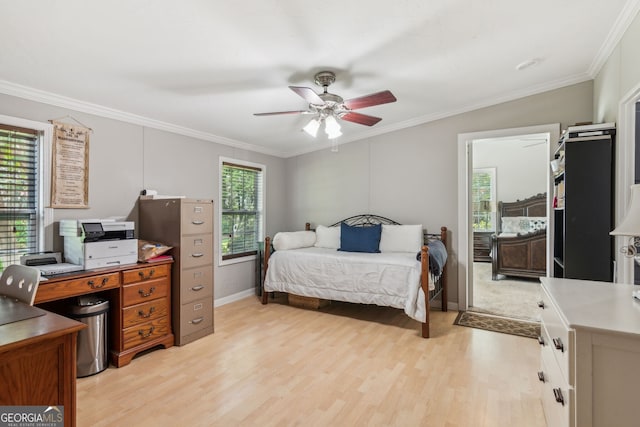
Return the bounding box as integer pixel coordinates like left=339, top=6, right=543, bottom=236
left=192, top=220, right=204, bottom=225
left=537, top=300, right=545, bottom=308
left=138, top=326, right=155, bottom=339
left=192, top=253, right=204, bottom=258
left=88, top=277, right=109, bottom=289
left=191, top=285, right=204, bottom=291
left=537, top=336, right=545, bottom=346
left=553, top=338, right=564, bottom=352
left=138, top=269, right=155, bottom=280
left=138, top=286, right=156, bottom=297
left=537, top=371, right=545, bottom=382
left=553, top=388, right=565, bottom=406
left=138, top=307, right=156, bottom=318
left=190, top=317, right=204, bottom=325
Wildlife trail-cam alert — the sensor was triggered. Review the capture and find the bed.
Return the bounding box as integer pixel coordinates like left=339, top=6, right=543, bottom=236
left=261, top=214, right=448, bottom=338
left=491, top=193, right=547, bottom=280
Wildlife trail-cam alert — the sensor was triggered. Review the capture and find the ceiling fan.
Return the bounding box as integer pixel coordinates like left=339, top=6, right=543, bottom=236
left=254, top=71, right=397, bottom=139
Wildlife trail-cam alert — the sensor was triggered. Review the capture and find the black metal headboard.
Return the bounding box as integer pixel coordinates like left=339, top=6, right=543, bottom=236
left=329, top=214, right=400, bottom=227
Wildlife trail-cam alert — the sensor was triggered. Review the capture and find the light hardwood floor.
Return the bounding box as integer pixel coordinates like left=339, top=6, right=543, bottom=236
left=77, top=295, right=546, bottom=427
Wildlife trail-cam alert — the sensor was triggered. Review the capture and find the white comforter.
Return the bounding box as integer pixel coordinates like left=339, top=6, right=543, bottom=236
left=264, top=247, right=430, bottom=322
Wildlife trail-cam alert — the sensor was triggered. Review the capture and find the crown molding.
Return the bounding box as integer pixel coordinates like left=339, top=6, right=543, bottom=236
left=0, top=71, right=593, bottom=159
left=0, top=80, right=288, bottom=158
left=588, top=0, right=640, bottom=77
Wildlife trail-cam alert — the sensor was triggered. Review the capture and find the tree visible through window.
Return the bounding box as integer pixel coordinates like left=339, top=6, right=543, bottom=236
left=220, top=160, right=264, bottom=260
left=0, top=124, right=40, bottom=272
left=472, top=168, right=496, bottom=232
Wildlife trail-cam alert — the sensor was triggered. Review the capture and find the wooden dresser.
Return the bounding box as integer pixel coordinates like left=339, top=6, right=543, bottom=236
left=538, top=278, right=640, bottom=427
left=35, top=261, right=174, bottom=367
left=0, top=309, right=85, bottom=427
left=139, top=198, right=214, bottom=345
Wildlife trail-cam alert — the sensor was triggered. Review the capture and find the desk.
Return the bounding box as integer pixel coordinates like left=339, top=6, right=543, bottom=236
left=34, top=261, right=174, bottom=367
left=0, top=308, right=85, bottom=427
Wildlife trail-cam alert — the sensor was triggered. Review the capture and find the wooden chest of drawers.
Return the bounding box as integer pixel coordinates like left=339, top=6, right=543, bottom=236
left=139, top=198, right=214, bottom=345
left=539, top=278, right=640, bottom=427
left=115, top=263, right=174, bottom=365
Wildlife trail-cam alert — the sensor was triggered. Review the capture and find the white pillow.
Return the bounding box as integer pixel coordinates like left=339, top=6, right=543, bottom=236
left=272, top=231, right=316, bottom=251
left=379, top=224, right=423, bottom=253
left=314, top=225, right=340, bottom=249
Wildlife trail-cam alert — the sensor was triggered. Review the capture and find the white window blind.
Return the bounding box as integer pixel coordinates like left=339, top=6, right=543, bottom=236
left=0, top=124, right=40, bottom=272
left=221, top=161, right=264, bottom=260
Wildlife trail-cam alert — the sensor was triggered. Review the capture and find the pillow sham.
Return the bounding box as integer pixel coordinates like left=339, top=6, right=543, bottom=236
left=314, top=225, right=341, bottom=249
left=379, top=224, right=423, bottom=253
left=338, top=222, right=382, bottom=253
left=501, top=216, right=548, bottom=234
left=272, top=230, right=316, bottom=251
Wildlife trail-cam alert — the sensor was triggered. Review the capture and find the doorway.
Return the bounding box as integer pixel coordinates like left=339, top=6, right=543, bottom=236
left=457, top=124, right=560, bottom=318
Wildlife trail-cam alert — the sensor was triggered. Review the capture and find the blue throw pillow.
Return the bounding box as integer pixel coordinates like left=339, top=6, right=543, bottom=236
left=338, top=222, right=382, bottom=253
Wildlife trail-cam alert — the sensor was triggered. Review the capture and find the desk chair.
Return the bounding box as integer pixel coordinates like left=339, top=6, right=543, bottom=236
left=0, top=264, right=41, bottom=305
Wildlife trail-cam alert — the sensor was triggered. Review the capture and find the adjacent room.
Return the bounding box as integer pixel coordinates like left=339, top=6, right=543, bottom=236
left=2, top=1, right=640, bottom=426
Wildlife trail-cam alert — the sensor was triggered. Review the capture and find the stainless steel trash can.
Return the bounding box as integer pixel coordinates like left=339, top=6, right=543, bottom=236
left=70, top=297, right=109, bottom=377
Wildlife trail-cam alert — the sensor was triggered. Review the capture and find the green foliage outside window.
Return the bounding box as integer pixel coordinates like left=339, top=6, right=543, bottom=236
left=221, top=163, right=262, bottom=258
left=472, top=169, right=495, bottom=232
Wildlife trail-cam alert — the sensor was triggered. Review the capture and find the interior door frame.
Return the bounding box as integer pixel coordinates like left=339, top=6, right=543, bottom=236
left=613, top=84, right=640, bottom=284
left=457, top=123, right=560, bottom=311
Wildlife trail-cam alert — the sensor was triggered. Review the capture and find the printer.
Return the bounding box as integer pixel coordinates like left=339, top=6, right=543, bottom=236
left=60, top=219, right=138, bottom=269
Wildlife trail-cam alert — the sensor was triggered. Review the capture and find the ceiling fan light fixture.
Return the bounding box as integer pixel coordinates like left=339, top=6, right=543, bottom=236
left=303, top=118, right=320, bottom=137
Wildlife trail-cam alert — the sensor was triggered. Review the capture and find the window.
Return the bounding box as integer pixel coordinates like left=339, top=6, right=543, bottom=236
left=0, top=117, right=52, bottom=273
left=472, top=168, right=496, bottom=232
left=219, top=158, right=264, bottom=263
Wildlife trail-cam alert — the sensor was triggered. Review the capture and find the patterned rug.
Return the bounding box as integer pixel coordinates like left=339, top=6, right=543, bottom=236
left=454, top=311, right=540, bottom=339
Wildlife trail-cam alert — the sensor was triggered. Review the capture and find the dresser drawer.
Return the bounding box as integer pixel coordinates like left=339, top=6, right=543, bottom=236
left=122, top=277, right=169, bottom=307
left=181, top=201, right=213, bottom=234
left=540, top=288, right=573, bottom=385
left=181, top=265, right=213, bottom=303
left=35, top=272, right=120, bottom=303
left=540, top=339, right=572, bottom=427
left=122, top=298, right=169, bottom=328
left=121, top=263, right=170, bottom=285
left=122, top=316, right=171, bottom=350
left=179, top=297, right=213, bottom=337
left=181, top=234, right=213, bottom=269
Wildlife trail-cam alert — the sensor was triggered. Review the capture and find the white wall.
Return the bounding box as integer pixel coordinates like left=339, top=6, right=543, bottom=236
left=473, top=139, right=548, bottom=203
left=0, top=93, right=288, bottom=300
left=286, top=81, right=594, bottom=304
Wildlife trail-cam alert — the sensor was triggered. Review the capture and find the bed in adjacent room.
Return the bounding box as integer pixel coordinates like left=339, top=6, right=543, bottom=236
left=491, top=193, right=547, bottom=280
left=261, top=214, right=448, bottom=338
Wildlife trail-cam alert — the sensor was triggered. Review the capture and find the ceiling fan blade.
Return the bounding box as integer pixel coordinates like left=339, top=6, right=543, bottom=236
left=253, top=110, right=309, bottom=116
left=289, top=86, right=325, bottom=105
left=343, top=90, right=397, bottom=110
left=340, top=112, right=382, bottom=126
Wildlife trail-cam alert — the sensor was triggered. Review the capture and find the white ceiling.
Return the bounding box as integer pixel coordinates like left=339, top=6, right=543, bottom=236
left=0, top=1, right=638, bottom=158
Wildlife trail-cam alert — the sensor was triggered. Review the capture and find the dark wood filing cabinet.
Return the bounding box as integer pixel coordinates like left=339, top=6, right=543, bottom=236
left=139, top=198, right=214, bottom=345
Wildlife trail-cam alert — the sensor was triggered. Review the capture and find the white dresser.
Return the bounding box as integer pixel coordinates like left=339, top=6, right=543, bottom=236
left=539, top=278, right=640, bottom=427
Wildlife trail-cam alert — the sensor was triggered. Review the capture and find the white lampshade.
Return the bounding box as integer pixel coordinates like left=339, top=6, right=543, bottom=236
left=324, top=115, right=342, bottom=139
left=611, top=184, right=640, bottom=236
left=303, top=118, right=320, bottom=137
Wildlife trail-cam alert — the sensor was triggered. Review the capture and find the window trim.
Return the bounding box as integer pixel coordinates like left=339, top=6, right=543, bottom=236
left=218, top=156, right=266, bottom=267
left=0, top=114, right=53, bottom=255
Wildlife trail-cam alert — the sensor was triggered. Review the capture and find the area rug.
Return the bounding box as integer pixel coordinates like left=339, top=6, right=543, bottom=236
left=454, top=311, right=540, bottom=339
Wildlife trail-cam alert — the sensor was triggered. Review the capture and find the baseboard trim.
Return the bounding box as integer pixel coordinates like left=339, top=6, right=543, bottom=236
left=214, top=289, right=255, bottom=307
